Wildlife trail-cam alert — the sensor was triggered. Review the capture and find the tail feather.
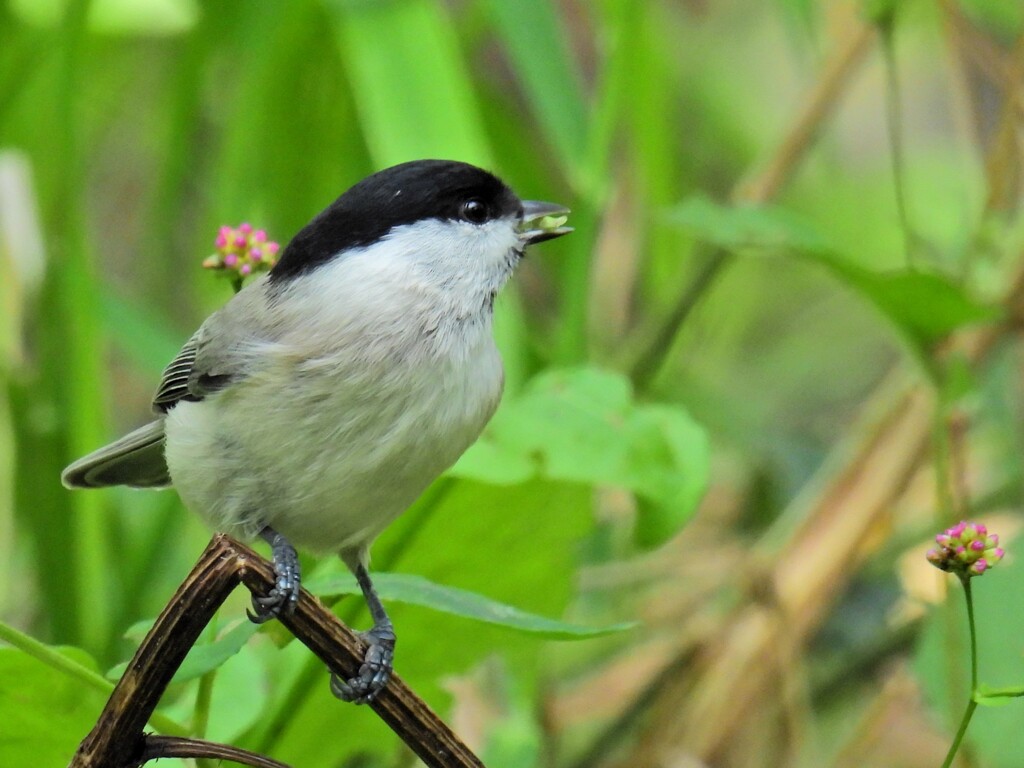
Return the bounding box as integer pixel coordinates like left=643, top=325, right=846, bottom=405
left=62, top=420, right=171, bottom=489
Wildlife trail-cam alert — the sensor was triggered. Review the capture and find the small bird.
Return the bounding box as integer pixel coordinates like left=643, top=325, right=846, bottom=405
left=62, top=159, right=571, bottom=703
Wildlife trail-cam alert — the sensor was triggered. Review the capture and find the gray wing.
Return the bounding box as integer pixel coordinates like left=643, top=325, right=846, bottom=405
left=63, top=285, right=266, bottom=489
left=61, top=420, right=170, bottom=489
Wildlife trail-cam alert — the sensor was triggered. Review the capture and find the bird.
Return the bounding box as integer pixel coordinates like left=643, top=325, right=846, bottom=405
left=61, top=159, right=572, bottom=703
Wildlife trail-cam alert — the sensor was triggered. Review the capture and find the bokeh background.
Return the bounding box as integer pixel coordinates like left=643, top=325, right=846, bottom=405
left=2, top=0, right=1024, bottom=766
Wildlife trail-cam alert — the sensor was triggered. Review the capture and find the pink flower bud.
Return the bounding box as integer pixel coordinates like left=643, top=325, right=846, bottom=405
left=205, top=222, right=278, bottom=284
left=926, top=521, right=1005, bottom=577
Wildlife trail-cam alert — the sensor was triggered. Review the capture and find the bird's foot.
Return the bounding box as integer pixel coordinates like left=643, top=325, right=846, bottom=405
left=330, top=623, right=396, bottom=704
left=248, top=527, right=301, bottom=624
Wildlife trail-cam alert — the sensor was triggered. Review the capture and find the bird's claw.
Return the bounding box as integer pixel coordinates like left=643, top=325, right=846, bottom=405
left=330, top=625, right=396, bottom=704
left=248, top=529, right=301, bottom=624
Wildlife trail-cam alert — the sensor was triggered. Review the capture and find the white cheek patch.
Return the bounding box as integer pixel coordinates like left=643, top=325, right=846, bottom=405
left=377, top=217, right=522, bottom=295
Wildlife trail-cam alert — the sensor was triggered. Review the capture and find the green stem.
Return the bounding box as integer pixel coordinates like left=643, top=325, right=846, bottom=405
left=964, top=576, right=977, bottom=691
left=0, top=620, right=187, bottom=737
left=941, top=699, right=977, bottom=768
left=192, top=611, right=219, bottom=768
left=940, top=575, right=978, bottom=768
left=193, top=669, right=216, bottom=738
left=0, top=620, right=111, bottom=694
left=192, top=643, right=218, bottom=768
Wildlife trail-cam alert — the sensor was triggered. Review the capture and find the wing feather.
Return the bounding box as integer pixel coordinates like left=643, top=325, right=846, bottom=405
left=152, top=335, right=201, bottom=411
left=151, top=324, right=243, bottom=413
left=63, top=282, right=268, bottom=489
left=61, top=420, right=170, bottom=489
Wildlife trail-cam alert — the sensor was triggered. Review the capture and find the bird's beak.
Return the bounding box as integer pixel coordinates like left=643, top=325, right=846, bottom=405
left=518, top=200, right=573, bottom=245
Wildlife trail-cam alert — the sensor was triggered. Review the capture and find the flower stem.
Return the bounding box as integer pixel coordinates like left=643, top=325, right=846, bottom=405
left=941, top=698, right=978, bottom=768
left=940, top=575, right=978, bottom=768
left=963, top=576, right=977, bottom=691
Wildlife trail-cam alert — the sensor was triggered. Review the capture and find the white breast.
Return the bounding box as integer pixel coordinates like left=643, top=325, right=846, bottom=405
left=164, top=219, right=514, bottom=560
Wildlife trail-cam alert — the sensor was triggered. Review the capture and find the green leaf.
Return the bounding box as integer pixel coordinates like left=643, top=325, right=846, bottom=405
left=827, top=263, right=999, bottom=349
left=626, top=404, right=710, bottom=546
left=305, top=571, right=634, bottom=640
left=204, top=640, right=272, bottom=743
left=0, top=647, right=106, bottom=766
left=487, top=367, right=634, bottom=484
left=327, top=0, right=491, bottom=167
left=669, top=195, right=833, bottom=253
left=450, top=438, right=535, bottom=485
left=668, top=196, right=999, bottom=350
left=109, top=620, right=259, bottom=684
left=472, top=367, right=709, bottom=548
left=975, top=684, right=1024, bottom=707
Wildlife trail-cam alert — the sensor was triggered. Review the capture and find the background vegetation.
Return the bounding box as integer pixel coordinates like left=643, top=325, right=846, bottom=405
left=2, top=0, right=1024, bottom=766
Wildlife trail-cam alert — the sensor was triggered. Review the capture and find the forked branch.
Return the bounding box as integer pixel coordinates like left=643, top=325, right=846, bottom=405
left=68, top=534, right=484, bottom=768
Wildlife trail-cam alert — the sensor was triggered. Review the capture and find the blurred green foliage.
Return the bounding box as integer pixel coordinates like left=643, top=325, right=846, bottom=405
left=2, top=0, right=1024, bottom=766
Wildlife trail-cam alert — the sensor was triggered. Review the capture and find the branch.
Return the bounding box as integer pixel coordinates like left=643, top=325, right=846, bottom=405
left=68, top=534, right=484, bottom=768
left=137, top=736, right=290, bottom=768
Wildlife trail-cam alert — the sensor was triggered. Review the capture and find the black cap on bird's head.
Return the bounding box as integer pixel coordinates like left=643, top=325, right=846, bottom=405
left=269, top=160, right=571, bottom=282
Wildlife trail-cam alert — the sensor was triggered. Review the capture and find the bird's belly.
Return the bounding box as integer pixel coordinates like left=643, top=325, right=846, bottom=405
left=164, top=342, right=503, bottom=556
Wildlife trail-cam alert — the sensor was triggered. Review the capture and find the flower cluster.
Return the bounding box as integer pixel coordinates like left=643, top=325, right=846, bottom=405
left=202, top=222, right=280, bottom=280
left=926, top=521, right=1005, bottom=577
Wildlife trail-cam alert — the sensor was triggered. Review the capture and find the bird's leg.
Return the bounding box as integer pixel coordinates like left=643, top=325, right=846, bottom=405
left=330, top=562, right=395, bottom=704
left=247, top=526, right=301, bottom=624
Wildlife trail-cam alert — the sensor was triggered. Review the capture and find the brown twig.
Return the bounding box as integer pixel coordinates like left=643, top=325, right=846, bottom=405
left=136, top=736, right=290, bottom=768
left=68, top=534, right=484, bottom=768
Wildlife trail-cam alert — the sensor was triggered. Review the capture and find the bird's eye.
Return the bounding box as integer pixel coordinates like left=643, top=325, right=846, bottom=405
left=459, top=199, right=489, bottom=224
